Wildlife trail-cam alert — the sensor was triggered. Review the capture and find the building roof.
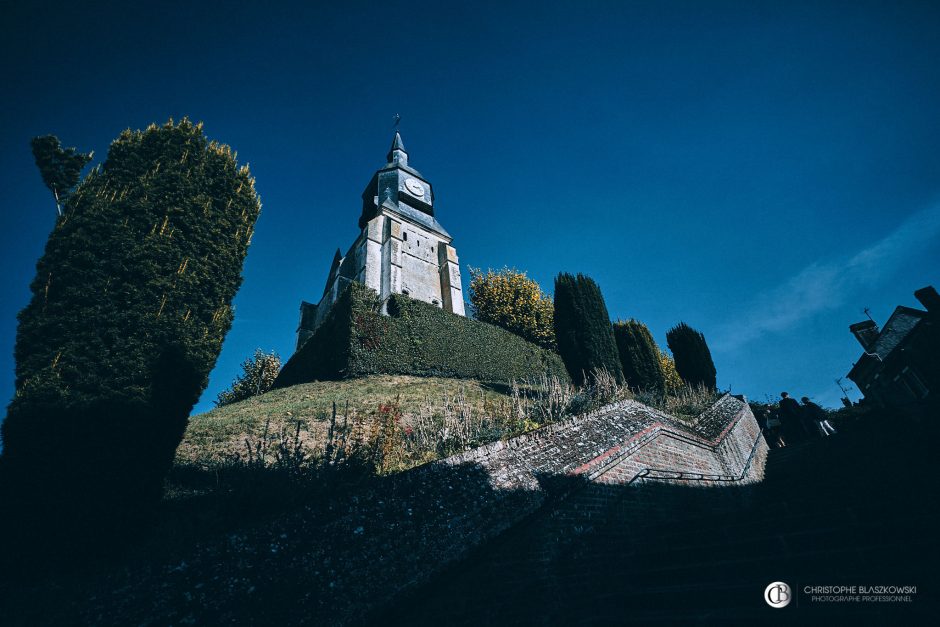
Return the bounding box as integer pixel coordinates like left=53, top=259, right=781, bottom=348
left=388, top=131, right=406, bottom=154
left=847, top=305, right=926, bottom=382
left=381, top=198, right=451, bottom=239
left=869, top=306, right=925, bottom=359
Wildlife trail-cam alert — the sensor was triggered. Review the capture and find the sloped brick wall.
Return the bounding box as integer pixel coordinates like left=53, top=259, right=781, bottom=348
left=352, top=394, right=767, bottom=623
left=378, top=396, right=768, bottom=624
left=74, top=395, right=767, bottom=626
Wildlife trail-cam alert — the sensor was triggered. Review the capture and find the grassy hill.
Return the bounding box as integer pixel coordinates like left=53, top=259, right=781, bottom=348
left=175, top=373, right=717, bottom=477
left=175, top=375, right=516, bottom=469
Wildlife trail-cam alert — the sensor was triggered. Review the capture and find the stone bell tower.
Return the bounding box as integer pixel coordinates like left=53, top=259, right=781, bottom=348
left=296, top=132, right=465, bottom=349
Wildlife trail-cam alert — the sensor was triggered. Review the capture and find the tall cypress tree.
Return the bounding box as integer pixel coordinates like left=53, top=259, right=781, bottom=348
left=2, top=120, right=261, bottom=528
left=613, top=319, right=666, bottom=392
left=553, top=273, right=623, bottom=384
left=665, top=322, right=718, bottom=390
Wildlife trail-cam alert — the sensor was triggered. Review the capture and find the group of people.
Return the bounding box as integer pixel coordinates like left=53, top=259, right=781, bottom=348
left=760, top=392, right=838, bottom=448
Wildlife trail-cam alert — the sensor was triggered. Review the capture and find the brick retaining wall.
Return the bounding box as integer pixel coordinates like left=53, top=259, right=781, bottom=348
left=75, top=394, right=767, bottom=625
left=357, top=394, right=768, bottom=623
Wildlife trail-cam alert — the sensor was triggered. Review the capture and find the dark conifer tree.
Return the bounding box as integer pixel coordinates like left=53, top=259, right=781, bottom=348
left=553, top=273, right=623, bottom=384
left=665, top=322, right=718, bottom=390
left=2, top=120, right=261, bottom=536
left=29, top=135, right=94, bottom=216
left=613, top=319, right=666, bottom=392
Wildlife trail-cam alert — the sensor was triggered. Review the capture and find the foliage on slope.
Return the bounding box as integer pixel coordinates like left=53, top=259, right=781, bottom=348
left=275, top=282, right=569, bottom=388
left=666, top=321, right=718, bottom=390
left=468, top=267, right=556, bottom=349
left=2, top=119, right=261, bottom=524
left=553, top=273, right=623, bottom=384
left=613, top=319, right=666, bottom=392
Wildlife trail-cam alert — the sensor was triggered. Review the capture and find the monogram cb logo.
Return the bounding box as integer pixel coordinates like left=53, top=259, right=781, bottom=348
left=764, top=582, right=792, bottom=608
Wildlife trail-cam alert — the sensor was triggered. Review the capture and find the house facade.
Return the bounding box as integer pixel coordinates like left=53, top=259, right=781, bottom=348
left=847, top=286, right=938, bottom=409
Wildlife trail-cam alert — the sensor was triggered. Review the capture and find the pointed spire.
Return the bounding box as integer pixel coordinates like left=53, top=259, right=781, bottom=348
left=323, top=248, right=344, bottom=297
left=387, top=131, right=408, bottom=165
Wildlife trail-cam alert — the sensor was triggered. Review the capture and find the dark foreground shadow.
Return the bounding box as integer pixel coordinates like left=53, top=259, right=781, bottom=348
left=372, top=414, right=938, bottom=626
left=0, top=410, right=937, bottom=626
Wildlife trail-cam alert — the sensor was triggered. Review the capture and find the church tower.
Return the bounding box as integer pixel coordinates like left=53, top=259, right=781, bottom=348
left=296, top=132, right=465, bottom=350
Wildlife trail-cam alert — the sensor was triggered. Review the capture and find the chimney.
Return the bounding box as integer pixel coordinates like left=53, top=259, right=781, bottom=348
left=849, top=320, right=879, bottom=350
left=914, top=285, right=939, bottom=313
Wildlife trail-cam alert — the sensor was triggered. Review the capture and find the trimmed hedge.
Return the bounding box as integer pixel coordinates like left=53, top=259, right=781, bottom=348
left=275, top=283, right=569, bottom=388
left=1, top=120, right=260, bottom=564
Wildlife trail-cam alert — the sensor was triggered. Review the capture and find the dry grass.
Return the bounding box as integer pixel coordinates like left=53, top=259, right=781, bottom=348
left=635, top=383, right=722, bottom=422
left=175, top=372, right=718, bottom=482
left=176, top=375, right=512, bottom=467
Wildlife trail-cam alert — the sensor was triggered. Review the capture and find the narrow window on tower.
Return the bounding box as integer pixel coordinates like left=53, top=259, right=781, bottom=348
left=403, top=232, right=408, bottom=241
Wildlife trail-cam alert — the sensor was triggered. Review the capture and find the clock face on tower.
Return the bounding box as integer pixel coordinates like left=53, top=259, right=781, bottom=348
left=404, top=177, right=425, bottom=197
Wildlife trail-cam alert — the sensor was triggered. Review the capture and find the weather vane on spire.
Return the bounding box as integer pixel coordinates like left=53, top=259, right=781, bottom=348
left=393, top=113, right=401, bottom=129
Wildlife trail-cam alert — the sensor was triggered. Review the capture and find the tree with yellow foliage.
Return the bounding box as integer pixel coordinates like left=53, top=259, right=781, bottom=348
left=468, top=267, right=556, bottom=350
left=660, top=350, right=684, bottom=393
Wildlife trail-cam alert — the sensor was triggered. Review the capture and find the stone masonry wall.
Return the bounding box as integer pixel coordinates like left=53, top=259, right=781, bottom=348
left=377, top=395, right=768, bottom=624
left=345, top=394, right=767, bottom=623
left=78, top=395, right=767, bottom=626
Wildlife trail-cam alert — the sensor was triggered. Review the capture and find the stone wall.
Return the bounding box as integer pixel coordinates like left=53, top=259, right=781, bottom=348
left=371, top=394, right=767, bottom=624
left=76, top=394, right=767, bottom=626
left=307, top=394, right=765, bottom=623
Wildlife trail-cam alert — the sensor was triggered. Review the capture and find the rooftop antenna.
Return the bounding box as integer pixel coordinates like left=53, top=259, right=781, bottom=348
left=862, top=307, right=875, bottom=324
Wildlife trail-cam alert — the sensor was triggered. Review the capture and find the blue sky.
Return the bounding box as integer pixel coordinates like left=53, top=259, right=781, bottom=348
left=1, top=0, right=938, bottom=417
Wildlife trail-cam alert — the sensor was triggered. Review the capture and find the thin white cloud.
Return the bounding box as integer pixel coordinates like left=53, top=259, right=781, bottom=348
left=713, top=204, right=940, bottom=352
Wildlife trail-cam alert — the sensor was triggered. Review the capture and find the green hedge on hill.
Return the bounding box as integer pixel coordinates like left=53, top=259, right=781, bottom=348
left=275, top=283, right=569, bottom=388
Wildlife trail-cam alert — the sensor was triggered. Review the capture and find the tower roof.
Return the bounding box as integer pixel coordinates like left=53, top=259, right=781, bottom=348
left=381, top=196, right=450, bottom=239
left=386, top=131, right=408, bottom=163
left=360, top=130, right=435, bottom=229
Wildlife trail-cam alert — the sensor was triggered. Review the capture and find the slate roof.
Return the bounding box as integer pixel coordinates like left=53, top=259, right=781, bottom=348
left=377, top=160, right=425, bottom=179
left=870, top=306, right=925, bottom=359
left=381, top=198, right=451, bottom=239
left=388, top=131, right=406, bottom=154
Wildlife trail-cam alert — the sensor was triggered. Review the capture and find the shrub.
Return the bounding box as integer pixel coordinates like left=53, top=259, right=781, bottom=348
left=275, top=282, right=569, bottom=388
left=666, top=322, right=718, bottom=390
left=659, top=350, right=684, bottom=393
left=2, top=119, right=261, bottom=534
left=216, top=349, right=282, bottom=406
left=634, top=383, right=721, bottom=422
left=468, top=267, right=556, bottom=349
left=613, top=319, right=666, bottom=392
left=553, top=273, right=623, bottom=384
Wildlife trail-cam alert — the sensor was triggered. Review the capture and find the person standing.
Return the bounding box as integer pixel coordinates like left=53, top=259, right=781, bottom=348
left=802, top=397, right=838, bottom=436
left=778, top=392, right=807, bottom=442
left=765, top=407, right=786, bottom=447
